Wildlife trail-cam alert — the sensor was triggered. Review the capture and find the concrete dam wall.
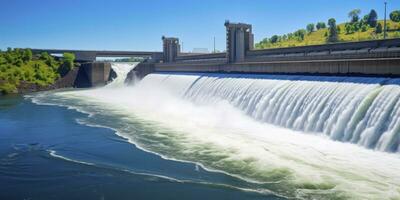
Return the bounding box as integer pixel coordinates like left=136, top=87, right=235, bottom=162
left=151, top=37, right=400, bottom=77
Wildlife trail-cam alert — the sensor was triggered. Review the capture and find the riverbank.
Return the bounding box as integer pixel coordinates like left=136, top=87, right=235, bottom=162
left=0, top=49, right=77, bottom=95
left=14, top=68, right=80, bottom=94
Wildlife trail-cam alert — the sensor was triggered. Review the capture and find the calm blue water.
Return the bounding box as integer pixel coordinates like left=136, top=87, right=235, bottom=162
left=0, top=95, right=281, bottom=200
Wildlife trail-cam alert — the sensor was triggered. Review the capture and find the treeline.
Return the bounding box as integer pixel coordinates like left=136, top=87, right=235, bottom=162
left=256, top=9, right=400, bottom=49
left=114, top=57, right=145, bottom=62
left=0, top=48, right=76, bottom=94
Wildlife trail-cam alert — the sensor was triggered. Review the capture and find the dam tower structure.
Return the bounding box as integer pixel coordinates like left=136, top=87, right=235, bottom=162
left=162, top=36, right=180, bottom=63
left=225, top=21, right=254, bottom=63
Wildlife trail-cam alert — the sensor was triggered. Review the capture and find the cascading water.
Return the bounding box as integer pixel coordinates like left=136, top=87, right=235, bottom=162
left=138, top=73, right=400, bottom=153
left=32, top=71, right=400, bottom=199
left=106, top=62, right=138, bottom=87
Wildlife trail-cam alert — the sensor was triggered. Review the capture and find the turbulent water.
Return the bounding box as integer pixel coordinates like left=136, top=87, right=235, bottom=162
left=107, top=62, right=138, bottom=87
left=146, top=73, right=400, bottom=153
left=29, top=63, right=400, bottom=199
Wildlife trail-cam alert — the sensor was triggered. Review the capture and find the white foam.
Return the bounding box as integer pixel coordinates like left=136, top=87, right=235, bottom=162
left=33, top=73, right=400, bottom=199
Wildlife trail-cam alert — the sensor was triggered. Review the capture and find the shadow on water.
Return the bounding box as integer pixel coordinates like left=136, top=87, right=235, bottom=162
left=0, top=94, right=22, bottom=110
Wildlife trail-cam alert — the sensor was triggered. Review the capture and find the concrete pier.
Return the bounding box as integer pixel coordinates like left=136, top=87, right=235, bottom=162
left=80, top=62, right=112, bottom=87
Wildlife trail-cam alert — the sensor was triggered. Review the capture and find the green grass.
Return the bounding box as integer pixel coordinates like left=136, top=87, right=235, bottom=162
left=256, top=20, right=400, bottom=49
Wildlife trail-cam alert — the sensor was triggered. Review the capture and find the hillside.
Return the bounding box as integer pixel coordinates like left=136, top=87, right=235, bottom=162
left=0, top=49, right=76, bottom=94
left=255, top=20, right=400, bottom=49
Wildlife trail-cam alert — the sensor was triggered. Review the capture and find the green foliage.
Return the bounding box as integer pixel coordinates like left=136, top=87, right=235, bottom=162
left=345, top=23, right=354, bottom=34
left=294, top=29, right=306, bottom=41
left=316, top=22, right=326, bottom=30
left=367, top=9, right=378, bottom=27
left=256, top=16, right=400, bottom=49
left=306, top=23, right=315, bottom=33
left=361, top=24, right=368, bottom=32
left=0, top=81, right=17, bottom=94
left=327, top=18, right=338, bottom=42
left=57, top=53, right=76, bottom=77
left=114, top=57, right=145, bottom=62
left=0, top=48, right=67, bottom=94
left=40, top=52, right=59, bottom=71
left=376, top=23, right=383, bottom=34
left=63, top=53, right=75, bottom=70
left=270, top=35, right=279, bottom=43
left=390, top=10, right=400, bottom=22
left=22, top=49, right=32, bottom=63
left=348, top=9, right=361, bottom=23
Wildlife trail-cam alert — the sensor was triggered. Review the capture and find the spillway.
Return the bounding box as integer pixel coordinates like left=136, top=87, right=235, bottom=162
left=107, top=62, right=138, bottom=87
left=31, top=64, right=400, bottom=199
left=138, top=73, right=400, bottom=153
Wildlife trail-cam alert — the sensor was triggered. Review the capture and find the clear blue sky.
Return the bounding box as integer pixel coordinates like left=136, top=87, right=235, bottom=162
left=0, top=0, right=399, bottom=52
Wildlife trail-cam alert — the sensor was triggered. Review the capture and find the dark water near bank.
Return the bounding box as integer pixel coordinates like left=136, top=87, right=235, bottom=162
left=0, top=95, right=280, bottom=200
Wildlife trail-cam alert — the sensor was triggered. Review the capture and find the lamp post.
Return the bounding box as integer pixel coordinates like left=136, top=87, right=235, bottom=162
left=384, top=1, right=387, bottom=39
left=213, top=36, right=216, bottom=53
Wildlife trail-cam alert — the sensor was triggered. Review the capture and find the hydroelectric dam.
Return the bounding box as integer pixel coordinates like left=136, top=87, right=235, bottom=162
left=19, top=22, right=400, bottom=199
left=31, top=21, right=400, bottom=87
left=34, top=21, right=399, bottom=153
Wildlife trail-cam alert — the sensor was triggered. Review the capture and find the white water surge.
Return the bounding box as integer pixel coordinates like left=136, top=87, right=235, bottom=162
left=106, top=62, right=138, bottom=87
left=144, top=73, right=400, bottom=153
left=31, top=64, right=400, bottom=199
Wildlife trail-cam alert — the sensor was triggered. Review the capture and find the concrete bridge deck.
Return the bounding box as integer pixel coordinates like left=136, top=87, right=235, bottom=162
left=31, top=49, right=163, bottom=62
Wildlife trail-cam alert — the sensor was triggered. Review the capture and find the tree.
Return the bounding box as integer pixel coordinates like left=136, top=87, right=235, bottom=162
left=22, top=49, right=32, bottom=63
left=390, top=10, right=400, bottom=22
left=327, top=18, right=338, bottom=42
left=58, top=53, right=76, bottom=76
left=363, top=14, right=369, bottom=22
left=367, top=9, right=378, bottom=27
left=306, top=23, right=315, bottom=33
left=348, top=9, right=361, bottom=23
left=316, top=22, right=326, bottom=30
left=361, top=24, right=368, bottom=32
left=63, top=53, right=75, bottom=70
left=376, top=23, right=383, bottom=34
left=270, top=35, right=279, bottom=43
left=294, top=29, right=306, bottom=41
left=345, top=23, right=353, bottom=34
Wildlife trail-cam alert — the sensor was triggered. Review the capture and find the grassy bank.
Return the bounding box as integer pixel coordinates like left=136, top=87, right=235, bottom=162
left=0, top=48, right=75, bottom=94
left=256, top=20, right=400, bottom=49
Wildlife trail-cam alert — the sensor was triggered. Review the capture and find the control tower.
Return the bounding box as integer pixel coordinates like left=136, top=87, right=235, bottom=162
left=162, top=36, right=180, bottom=63
left=225, top=21, right=254, bottom=63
